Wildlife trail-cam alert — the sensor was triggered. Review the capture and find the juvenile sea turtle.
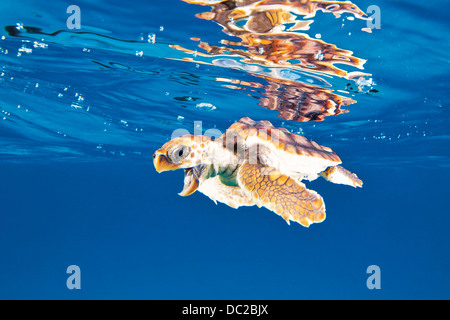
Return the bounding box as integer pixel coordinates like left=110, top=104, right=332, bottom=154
left=153, top=117, right=362, bottom=227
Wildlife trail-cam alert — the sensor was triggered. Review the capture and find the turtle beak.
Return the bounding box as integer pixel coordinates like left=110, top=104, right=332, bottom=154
left=178, top=168, right=199, bottom=197
left=153, top=149, right=179, bottom=173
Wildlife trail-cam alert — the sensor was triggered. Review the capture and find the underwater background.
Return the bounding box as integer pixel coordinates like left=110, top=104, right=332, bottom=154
left=0, top=0, right=449, bottom=299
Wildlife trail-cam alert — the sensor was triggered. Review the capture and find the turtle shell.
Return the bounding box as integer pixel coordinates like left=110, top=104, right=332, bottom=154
left=220, top=117, right=341, bottom=180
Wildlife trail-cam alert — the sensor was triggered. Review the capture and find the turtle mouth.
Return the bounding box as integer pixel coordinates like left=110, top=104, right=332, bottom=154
left=153, top=151, right=180, bottom=173
left=178, top=168, right=199, bottom=197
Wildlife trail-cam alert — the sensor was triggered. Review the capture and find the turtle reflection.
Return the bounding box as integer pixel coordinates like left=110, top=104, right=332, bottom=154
left=216, top=75, right=355, bottom=122
left=172, top=0, right=375, bottom=121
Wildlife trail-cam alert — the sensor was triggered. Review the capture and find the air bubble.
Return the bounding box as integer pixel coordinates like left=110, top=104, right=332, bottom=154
left=196, top=102, right=216, bottom=111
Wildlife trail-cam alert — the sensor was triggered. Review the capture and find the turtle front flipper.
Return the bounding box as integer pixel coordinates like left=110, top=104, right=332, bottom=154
left=237, top=162, right=326, bottom=227
left=198, top=176, right=255, bottom=209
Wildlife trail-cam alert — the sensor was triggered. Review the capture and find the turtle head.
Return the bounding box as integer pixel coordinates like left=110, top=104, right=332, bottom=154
left=153, top=134, right=211, bottom=173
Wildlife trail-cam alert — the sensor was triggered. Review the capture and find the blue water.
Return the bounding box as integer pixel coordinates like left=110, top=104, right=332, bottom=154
left=0, top=0, right=449, bottom=299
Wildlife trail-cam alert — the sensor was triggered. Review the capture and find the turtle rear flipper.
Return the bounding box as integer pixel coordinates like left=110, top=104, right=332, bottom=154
left=237, top=162, right=326, bottom=227
left=320, top=166, right=363, bottom=188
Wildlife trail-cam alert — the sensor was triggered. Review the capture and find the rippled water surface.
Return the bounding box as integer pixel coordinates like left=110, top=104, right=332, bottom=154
left=0, top=0, right=449, bottom=299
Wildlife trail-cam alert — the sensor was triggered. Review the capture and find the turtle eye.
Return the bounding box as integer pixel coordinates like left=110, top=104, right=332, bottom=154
left=169, top=145, right=191, bottom=163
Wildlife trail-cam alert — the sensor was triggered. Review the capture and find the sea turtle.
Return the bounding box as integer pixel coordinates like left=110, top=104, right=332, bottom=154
left=153, top=117, right=362, bottom=227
